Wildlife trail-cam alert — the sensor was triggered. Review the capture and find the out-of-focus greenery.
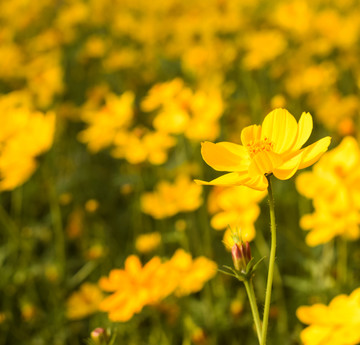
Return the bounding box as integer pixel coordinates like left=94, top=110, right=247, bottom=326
left=1, top=0, right=360, bottom=344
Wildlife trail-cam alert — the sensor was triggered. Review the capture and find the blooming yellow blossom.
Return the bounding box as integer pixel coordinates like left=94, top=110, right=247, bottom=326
left=142, top=79, right=224, bottom=142
left=169, top=249, right=217, bottom=297
left=0, top=92, right=55, bottom=191
left=196, top=109, right=331, bottom=191
left=78, top=91, right=134, bottom=153
left=296, top=136, right=360, bottom=246
left=99, top=255, right=176, bottom=322
left=66, top=283, right=104, bottom=320
left=99, top=250, right=216, bottom=322
left=297, top=288, right=360, bottom=345
left=135, top=232, right=162, bottom=253
left=242, top=30, right=287, bottom=70
left=141, top=174, right=203, bottom=219
left=208, top=186, right=266, bottom=242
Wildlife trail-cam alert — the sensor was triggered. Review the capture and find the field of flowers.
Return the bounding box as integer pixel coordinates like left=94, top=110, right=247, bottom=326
left=1, top=0, right=360, bottom=344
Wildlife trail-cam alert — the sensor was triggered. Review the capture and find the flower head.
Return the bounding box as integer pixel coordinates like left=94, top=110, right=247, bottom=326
left=195, top=109, right=331, bottom=190
left=297, top=288, right=360, bottom=345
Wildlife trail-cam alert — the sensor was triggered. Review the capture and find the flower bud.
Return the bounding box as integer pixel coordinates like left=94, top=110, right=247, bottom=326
left=91, top=328, right=109, bottom=345
left=231, top=242, right=252, bottom=273
left=231, top=244, right=242, bottom=271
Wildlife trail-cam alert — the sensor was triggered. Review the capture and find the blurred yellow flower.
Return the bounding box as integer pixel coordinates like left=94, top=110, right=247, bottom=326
left=196, top=108, right=331, bottom=191
left=141, top=174, right=203, bottom=219
left=169, top=249, right=217, bottom=297
left=78, top=91, right=134, bottom=153
left=243, top=30, right=287, bottom=70
left=99, top=250, right=216, bottom=322
left=66, top=283, right=104, bottom=320
left=99, top=255, right=176, bottom=322
left=297, top=288, right=360, bottom=345
left=84, top=199, right=99, bottom=213
left=313, top=92, right=358, bottom=135
left=0, top=92, right=55, bottom=191
left=296, top=136, right=360, bottom=246
left=142, top=79, right=224, bottom=142
left=135, top=232, right=162, bottom=253
left=208, top=186, right=266, bottom=242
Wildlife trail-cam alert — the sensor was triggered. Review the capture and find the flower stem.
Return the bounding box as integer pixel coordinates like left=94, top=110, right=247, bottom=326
left=244, top=279, right=262, bottom=343
left=261, top=175, right=277, bottom=345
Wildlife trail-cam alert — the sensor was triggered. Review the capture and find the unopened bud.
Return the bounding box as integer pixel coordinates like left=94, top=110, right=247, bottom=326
left=231, top=242, right=252, bottom=273
left=231, top=244, right=242, bottom=271
left=91, top=328, right=109, bottom=345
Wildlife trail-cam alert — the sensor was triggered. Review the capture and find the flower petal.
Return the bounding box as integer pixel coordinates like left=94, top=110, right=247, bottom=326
left=248, top=151, right=283, bottom=176
left=194, top=172, right=268, bottom=191
left=200, top=141, right=250, bottom=171
left=298, top=137, right=332, bottom=169
left=241, top=125, right=262, bottom=146
left=299, top=325, right=332, bottom=345
left=194, top=172, right=250, bottom=186
left=291, top=112, right=313, bottom=151
left=273, top=152, right=303, bottom=180
left=261, top=108, right=298, bottom=153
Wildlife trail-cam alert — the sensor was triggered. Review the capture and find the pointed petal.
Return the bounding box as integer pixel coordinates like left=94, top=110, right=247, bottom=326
left=261, top=108, right=298, bottom=153
left=296, top=304, right=329, bottom=324
left=291, top=112, right=313, bottom=151
left=273, top=152, right=303, bottom=180
left=298, top=137, right=332, bottom=169
left=241, top=125, right=262, bottom=146
left=194, top=172, right=250, bottom=186
left=248, top=151, right=283, bottom=176
left=201, top=141, right=250, bottom=171
left=195, top=172, right=268, bottom=191
left=245, top=175, right=268, bottom=191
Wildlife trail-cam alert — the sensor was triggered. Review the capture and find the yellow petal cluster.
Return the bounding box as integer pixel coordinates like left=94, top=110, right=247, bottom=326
left=297, top=288, right=360, bottom=345
left=99, top=249, right=217, bottom=322
left=78, top=91, right=176, bottom=165
left=207, top=186, right=267, bottom=242
left=78, top=92, right=135, bottom=153
left=0, top=92, right=55, bottom=191
left=142, top=78, right=224, bottom=142
left=296, top=136, right=360, bottom=246
left=196, top=109, right=331, bottom=191
left=135, top=232, right=162, bottom=254
left=141, top=174, right=203, bottom=219
left=66, top=283, right=104, bottom=320
left=243, top=30, right=287, bottom=70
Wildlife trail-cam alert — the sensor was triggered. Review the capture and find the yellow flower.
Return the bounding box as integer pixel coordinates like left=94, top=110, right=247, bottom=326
left=195, top=109, right=331, bottom=191
left=135, top=232, right=162, bottom=253
left=99, top=255, right=175, bottom=322
left=296, top=136, right=360, bottom=246
left=78, top=91, right=134, bottom=153
left=99, top=250, right=216, bottom=322
left=141, top=174, right=203, bottom=219
left=243, top=30, right=287, bottom=70
left=0, top=93, right=55, bottom=191
left=66, top=283, right=104, bottom=320
left=208, top=186, right=266, bottom=242
left=297, top=288, right=360, bottom=345
left=169, top=249, right=217, bottom=297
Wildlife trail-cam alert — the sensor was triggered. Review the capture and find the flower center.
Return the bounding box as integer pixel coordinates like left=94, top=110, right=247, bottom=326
left=246, top=137, right=273, bottom=158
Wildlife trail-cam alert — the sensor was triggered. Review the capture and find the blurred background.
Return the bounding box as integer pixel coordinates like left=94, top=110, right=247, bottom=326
left=1, top=0, right=360, bottom=344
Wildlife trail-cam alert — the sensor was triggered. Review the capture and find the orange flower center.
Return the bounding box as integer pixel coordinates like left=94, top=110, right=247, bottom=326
left=246, top=137, right=273, bottom=158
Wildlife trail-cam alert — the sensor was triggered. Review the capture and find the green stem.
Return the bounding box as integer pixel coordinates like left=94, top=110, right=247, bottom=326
left=244, top=280, right=262, bottom=343
left=261, top=175, right=277, bottom=345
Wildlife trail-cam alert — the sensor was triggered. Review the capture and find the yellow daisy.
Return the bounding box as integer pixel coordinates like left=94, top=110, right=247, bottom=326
left=195, top=108, right=331, bottom=190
